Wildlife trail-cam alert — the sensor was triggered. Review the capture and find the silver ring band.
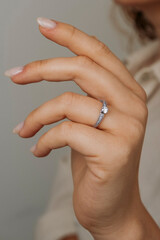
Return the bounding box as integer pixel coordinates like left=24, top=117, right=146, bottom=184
left=94, top=100, right=108, bottom=128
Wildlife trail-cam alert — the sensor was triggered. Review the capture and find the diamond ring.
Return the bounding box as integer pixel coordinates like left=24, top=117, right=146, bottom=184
left=94, top=100, right=108, bottom=128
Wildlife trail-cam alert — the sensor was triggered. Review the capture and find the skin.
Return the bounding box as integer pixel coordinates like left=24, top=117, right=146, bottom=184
left=61, top=4, right=160, bottom=240
left=4, top=1, right=160, bottom=239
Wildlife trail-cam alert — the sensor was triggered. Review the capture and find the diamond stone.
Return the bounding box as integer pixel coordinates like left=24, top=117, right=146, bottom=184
left=101, top=106, right=108, bottom=114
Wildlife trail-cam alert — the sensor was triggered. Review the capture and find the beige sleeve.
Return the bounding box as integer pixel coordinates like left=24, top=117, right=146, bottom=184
left=34, top=154, right=78, bottom=240
left=139, top=87, right=160, bottom=227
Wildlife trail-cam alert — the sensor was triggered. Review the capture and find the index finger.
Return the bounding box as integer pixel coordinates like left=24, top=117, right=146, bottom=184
left=37, top=17, right=146, bottom=101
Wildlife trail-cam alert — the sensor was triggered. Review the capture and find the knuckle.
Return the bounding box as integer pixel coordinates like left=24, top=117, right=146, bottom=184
left=94, top=39, right=110, bottom=56
left=140, top=100, right=148, bottom=120
left=76, top=56, right=94, bottom=68
left=70, top=25, right=77, bottom=41
left=36, top=59, right=44, bottom=68
left=30, top=60, right=44, bottom=69
left=144, top=105, right=148, bottom=120
left=61, top=91, right=75, bottom=107
left=142, top=90, right=147, bottom=103
left=139, top=86, right=148, bottom=103
left=60, top=121, right=73, bottom=137
left=35, top=59, right=48, bottom=72
left=90, top=35, right=98, bottom=40
left=132, top=94, right=148, bottom=122
left=26, top=59, right=48, bottom=78
left=136, top=97, right=148, bottom=121
left=128, top=117, right=145, bottom=140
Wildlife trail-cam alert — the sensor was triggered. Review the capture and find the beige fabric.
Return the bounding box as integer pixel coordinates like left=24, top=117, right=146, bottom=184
left=125, top=40, right=160, bottom=227
left=35, top=40, right=160, bottom=240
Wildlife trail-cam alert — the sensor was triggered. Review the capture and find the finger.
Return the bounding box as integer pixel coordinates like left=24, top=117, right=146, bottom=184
left=18, top=92, right=124, bottom=138
left=10, top=56, right=134, bottom=109
left=37, top=17, right=146, bottom=101
left=30, top=120, right=108, bottom=158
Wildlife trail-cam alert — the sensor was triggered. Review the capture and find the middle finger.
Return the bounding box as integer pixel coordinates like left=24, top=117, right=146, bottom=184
left=10, top=56, right=133, bottom=109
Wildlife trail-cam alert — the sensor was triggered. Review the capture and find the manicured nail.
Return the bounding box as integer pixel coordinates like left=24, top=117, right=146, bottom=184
left=30, top=144, right=37, bottom=153
left=4, top=66, right=24, bottom=77
left=12, top=121, right=24, bottom=134
left=37, top=17, right=56, bottom=29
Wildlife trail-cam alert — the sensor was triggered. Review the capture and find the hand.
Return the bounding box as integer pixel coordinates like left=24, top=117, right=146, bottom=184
left=5, top=17, right=160, bottom=239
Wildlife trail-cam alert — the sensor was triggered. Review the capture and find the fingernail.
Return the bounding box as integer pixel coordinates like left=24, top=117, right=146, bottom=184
left=13, top=121, right=24, bottom=134
left=30, top=144, right=37, bottom=153
left=37, top=17, right=56, bottom=29
left=4, top=66, right=24, bottom=77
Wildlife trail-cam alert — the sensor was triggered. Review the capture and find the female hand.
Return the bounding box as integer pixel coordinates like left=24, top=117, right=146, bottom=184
left=5, top=18, right=155, bottom=239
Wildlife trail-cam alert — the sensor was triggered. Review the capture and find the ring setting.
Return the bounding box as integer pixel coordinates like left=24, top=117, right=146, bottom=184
left=101, top=101, right=108, bottom=114
left=94, top=100, right=108, bottom=128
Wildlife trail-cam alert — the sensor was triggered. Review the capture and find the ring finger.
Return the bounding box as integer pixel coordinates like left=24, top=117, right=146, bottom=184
left=16, top=92, right=124, bottom=138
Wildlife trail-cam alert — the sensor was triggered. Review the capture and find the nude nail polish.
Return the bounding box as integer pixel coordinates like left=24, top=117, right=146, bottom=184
left=4, top=66, right=24, bottom=77
left=13, top=121, right=24, bottom=134
left=30, top=144, right=37, bottom=153
left=37, top=17, right=57, bottom=29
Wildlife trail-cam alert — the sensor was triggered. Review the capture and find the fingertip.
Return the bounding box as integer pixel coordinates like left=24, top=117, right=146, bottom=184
left=30, top=148, right=51, bottom=158
left=12, top=121, right=24, bottom=134
left=36, top=17, right=57, bottom=30
left=30, top=144, right=37, bottom=153
left=4, top=66, right=24, bottom=78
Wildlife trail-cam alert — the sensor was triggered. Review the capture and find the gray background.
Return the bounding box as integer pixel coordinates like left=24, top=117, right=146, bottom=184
left=1, top=1, right=140, bottom=239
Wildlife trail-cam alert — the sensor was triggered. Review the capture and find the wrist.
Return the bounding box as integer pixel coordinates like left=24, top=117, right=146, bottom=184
left=90, top=197, right=160, bottom=240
